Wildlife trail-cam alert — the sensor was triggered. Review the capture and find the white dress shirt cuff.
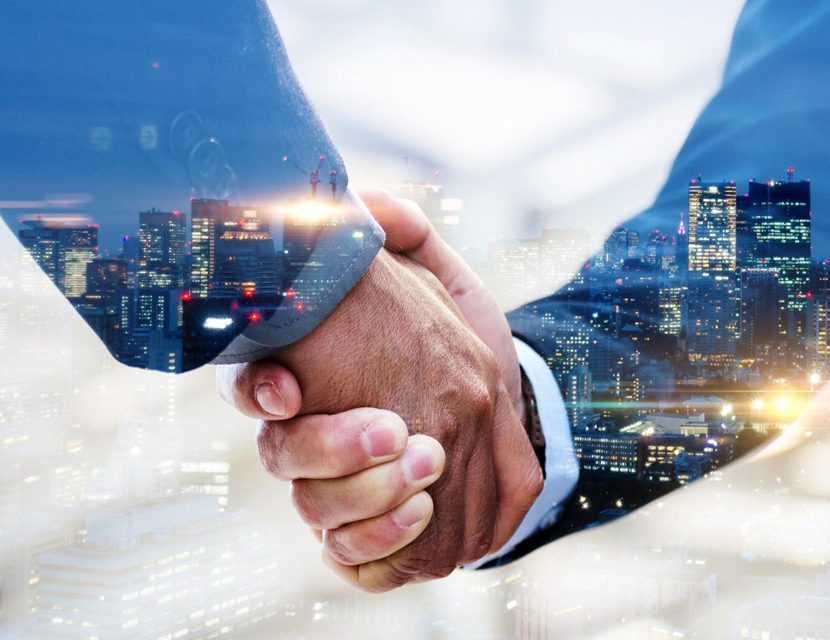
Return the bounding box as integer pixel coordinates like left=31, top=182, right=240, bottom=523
left=466, top=338, right=580, bottom=569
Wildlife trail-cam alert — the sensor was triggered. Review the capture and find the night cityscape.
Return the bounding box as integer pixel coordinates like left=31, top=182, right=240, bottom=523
left=15, top=193, right=366, bottom=373
left=3, top=168, right=830, bottom=640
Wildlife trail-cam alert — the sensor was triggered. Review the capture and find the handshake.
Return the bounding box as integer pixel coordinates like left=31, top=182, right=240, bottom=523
left=216, top=191, right=544, bottom=592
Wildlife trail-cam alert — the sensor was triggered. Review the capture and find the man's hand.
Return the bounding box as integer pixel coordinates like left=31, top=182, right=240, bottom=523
left=217, top=192, right=542, bottom=591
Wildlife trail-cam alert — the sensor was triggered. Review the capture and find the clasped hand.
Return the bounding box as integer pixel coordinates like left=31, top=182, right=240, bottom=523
left=216, top=191, right=543, bottom=592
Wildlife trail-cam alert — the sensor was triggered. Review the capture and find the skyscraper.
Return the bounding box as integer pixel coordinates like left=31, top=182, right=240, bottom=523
left=739, top=268, right=787, bottom=365
left=737, top=172, right=811, bottom=342
left=686, top=180, right=739, bottom=366
left=190, top=199, right=280, bottom=299
left=214, top=205, right=280, bottom=299
left=19, top=218, right=98, bottom=298
left=86, top=258, right=127, bottom=297
left=137, top=208, right=186, bottom=289
left=190, top=199, right=224, bottom=298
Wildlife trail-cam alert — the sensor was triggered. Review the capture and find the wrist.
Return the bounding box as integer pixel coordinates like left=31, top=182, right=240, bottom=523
left=520, top=367, right=547, bottom=475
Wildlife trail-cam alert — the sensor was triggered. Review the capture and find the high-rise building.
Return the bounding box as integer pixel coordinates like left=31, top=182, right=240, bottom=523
left=86, top=258, right=127, bottom=297
left=137, top=208, right=186, bottom=289
left=737, top=172, right=811, bottom=353
left=809, top=260, right=830, bottom=375
left=190, top=199, right=224, bottom=298
left=686, top=180, right=739, bottom=366
left=538, top=228, right=592, bottom=294
left=567, top=364, right=593, bottom=428
left=658, top=284, right=684, bottom=336
left=572, top=432, right=639, bottom=475
left=739, top=268, right=787, bottom=364
left=214, top=205, right=280, bottom=298
left=19, top=218, right=98, bottom=298
left=738, top=173, right=811, bottom=312
left=190, top=199, right=280, bottom=299
left=603, top=227, right=640, bottom=270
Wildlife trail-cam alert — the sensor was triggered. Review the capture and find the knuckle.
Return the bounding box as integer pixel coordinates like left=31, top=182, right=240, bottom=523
left=256, top=421, right=290, bottom=481
left=324, top=529, right=360, bottom=566
left=467, top=377, right=495, bottom=418
left=388, top=552, right=432, bottom=578
left=289, top=479, right=328, bottom=529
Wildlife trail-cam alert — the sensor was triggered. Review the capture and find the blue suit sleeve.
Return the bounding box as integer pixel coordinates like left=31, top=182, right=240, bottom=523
left=0, top=0, right=383, bottom=373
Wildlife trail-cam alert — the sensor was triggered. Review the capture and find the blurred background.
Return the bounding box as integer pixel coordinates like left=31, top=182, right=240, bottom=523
left=6, top=1, right=830, bottom=638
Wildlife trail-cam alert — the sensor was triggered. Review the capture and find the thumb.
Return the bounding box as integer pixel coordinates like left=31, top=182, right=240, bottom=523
left=216, top=360, right=303, bottom=421
left=489, top=386, right=544, bottom=553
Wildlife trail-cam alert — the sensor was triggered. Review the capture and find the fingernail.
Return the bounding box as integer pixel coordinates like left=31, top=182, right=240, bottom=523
left=361, top=420, right=405, bottom=458
left=403, top=444, right=438, bottom=482
left=255, top=383, right=287, bottom=417
left=392, top=494, right=431, bottom=529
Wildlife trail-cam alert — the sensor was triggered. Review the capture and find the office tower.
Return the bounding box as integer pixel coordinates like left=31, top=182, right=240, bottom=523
left=686, top=179, right=739, bottom=367
left=190, top=199, right=224, bottom=298
left=538, top=228, right=592, bottom=294
left=658, top=284, right=684, bottom=336
left=603, top=227, right=640, bottom=269
left=810, top=260, right=830, bottom=375
left=572, top=432, right=639, bottom=475
left=675, top=212, right=688, bottom=279
left=116, top=288, right=182, bottom=370
left=19, top=218, right=98, bottom=298
left=214, top=205, right=280, bottom=298
left=738, top=172, right=811, bottom=308
left=739, top=269, right=787, bottom=365
left=567, top=364, right=593, bottom=428
left=86, top=258, right=127, bottom=297
left=137, top=208, right=186, bottom=289
left=120, top=234, right=141, bottom=288
left=190, top=199, right=280, bottom=299
left=737, top=171, right=811, bottom=342
left=645, top=229, right=670, bottom=268
left=487, top=237, right=542, bottom=308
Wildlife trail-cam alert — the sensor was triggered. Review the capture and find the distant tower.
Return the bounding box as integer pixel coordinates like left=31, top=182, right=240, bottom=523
left=686, top=179, right=739, bottom=367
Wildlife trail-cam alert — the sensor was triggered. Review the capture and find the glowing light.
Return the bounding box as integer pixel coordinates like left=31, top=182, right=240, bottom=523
left=247, top=312, right=262, bottom=323
left=243, top=289, right=255, bottom=298
left=203, top=317, right=234, bottom=331
left=279, top=200, right=340, bottom=223
left=751, top=398, right=764, bottom=411
left=284, top=289, right=296, bottom=298
left=352, top=231, right=365, bottom=240
left=294, top=301, right=305, bottom=312
left=810, top=373, right=821, bottom=386
left=180, top=292, right=192, bottom=301
left=720, top=403, right=733, bottom=418
left=776, top=396, right=791, bottom=413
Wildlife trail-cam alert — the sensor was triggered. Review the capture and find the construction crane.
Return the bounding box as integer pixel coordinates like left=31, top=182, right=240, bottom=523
left=310, top=154, right=326, bottom=198
left=329, top=169, right=338, bottom=200
left=281, top=153, right=329, bottom=198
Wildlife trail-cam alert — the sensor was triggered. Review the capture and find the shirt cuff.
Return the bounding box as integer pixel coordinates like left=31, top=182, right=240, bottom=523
left=466, top=338, right=580, bottom=568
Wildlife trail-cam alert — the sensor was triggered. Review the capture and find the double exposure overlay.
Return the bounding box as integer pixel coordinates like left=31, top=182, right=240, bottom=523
left=0, top=0, right=382, bottom=373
